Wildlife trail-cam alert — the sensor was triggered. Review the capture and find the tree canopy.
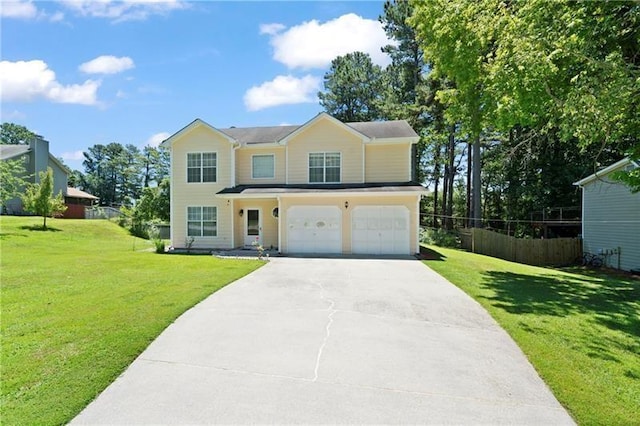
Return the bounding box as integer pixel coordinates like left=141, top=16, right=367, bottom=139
left=1, top=122, right=37, bottom=145
left=318, top=52, right=385, bottom=122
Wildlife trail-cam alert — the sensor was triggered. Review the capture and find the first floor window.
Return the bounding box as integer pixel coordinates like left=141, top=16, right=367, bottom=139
left=187, top=206, right=217, bottom=237
left=309, top=152, right=341, bottom=183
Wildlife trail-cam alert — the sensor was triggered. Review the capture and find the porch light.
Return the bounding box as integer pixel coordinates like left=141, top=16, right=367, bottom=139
left=239, top=209, right=244, bottom=217
left=344, top=201, right=349, bottom=209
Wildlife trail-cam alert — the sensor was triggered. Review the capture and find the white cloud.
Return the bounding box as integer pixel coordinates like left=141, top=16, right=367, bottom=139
left=79, top=55, right=135, bottom=75
left=59, top=0, right=188, bottom=23
left=1, top=1, right=65, bottom=22
left=60, top=150, right=85, bottom=161
left=49, top=11, right=65, bottom=22
left=259, top=23, right=285, bottom=35
left=0, top=60, right=100, bottom=105
left=146, top=132, right=170, bottom=148
left=0, top=1, right=38, bottom=19
left=116, top=89, right=128, bottom=98
left=265, top=13, right=393, bottom=69
left=244, top=74, right=320, bottom=111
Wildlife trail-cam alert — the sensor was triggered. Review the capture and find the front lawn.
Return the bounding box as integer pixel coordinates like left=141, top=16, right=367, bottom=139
left=0, top=217, right=263, bottom=425
left=422, top=246, right=639, bottom=426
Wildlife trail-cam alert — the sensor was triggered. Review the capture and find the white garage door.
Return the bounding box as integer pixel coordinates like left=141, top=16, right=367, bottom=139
left=352, top=206, right=410, bottom=255
left=287, top=206, right=342, bottom=253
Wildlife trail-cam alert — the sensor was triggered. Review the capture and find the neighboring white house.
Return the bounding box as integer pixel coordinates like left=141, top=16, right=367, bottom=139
left=574, top=158, right=640, bottom=271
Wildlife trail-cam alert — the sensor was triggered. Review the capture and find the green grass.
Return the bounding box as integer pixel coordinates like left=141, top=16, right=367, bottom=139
left=1, top=217, right=263, bottom=425
left=422, top=245, right=639, bottom=426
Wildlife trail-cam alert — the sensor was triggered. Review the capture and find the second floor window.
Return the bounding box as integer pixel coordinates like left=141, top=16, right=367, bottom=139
left=252, top=154, right=275, bottom=179
left=309, top=152, right=341, bottom=183
left=187, top=152, right=216, bottom=183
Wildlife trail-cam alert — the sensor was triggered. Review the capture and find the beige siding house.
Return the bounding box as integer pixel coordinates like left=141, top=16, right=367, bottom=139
left=162, top=113, right=426, bottom=255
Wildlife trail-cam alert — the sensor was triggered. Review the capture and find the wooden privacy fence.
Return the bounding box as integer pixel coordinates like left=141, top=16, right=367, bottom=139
left=459, top=228, right=582, bottom=266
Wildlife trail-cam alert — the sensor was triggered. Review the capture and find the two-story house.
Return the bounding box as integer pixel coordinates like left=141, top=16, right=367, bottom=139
left=0, top=137, right=69, bottom=214
left=161, top=113, right=426, bottom=255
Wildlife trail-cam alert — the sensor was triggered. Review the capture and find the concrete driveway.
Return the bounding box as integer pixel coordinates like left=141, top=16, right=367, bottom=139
left=73, top=257, right=574, bottom=424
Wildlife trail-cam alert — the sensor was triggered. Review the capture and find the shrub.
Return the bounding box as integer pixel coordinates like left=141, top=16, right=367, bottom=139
left=152, top=238, right=165, bottom=254
left=420, top=227, right=460, bottom=248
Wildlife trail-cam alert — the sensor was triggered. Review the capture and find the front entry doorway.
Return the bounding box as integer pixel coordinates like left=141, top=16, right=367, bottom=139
left=244, top=208, right=261, bottom=247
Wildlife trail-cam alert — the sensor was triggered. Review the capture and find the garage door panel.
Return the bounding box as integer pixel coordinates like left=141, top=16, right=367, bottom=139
left=287, top=206, right=342, bottom=254
left=352, top=206, right=410, bottom=255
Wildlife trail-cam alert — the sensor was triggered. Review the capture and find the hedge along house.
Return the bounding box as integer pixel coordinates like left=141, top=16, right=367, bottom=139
left=161, top=113, right=427, bottom=255
left=574, top=158, right=640, bottom=271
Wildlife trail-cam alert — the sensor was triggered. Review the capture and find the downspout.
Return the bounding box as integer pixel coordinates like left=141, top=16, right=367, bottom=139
left=277, top=196, right=282, bottom=253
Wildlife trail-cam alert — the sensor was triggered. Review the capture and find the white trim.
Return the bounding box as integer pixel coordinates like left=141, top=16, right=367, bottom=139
left=231, top=146, right=237, bottom=187
left=251, top=154, right=276, bottom=179
left=186, top=151, right=218, bottom=184
left=169, top=149, right=174, bottom=246
left=308, top=151, right=342, bottom=184
left=362, top=143, right=365, bottom=183
left=408, top=142, right=412, bottom=182
left=574, top=158, right=633, bottom=187
left=415, top=195, right=421, bottom=254
left=216, top=190, right=428, bottom=199
left=277, top=196, right=282, bottom=252
left=230, top=199, right=235, bottom=248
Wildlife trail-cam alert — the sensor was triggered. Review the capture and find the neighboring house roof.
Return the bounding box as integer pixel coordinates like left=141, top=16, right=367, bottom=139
left=65, top=187, right=99, bottom=200
left=574, top=158, right=638, bottom=187
left=0, top=143, right=70, bottom=175
left=162, top=113, right=420, bottom=147
left=0, top=144, right=30, bottom=160
left=217, top=182, right=428, bottom=196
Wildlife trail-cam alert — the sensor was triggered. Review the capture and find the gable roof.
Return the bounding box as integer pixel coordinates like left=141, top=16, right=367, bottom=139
left=218, top=114, right=419, bottom=145
left=279, top=112, right=370, bottom=145
left=163, top=113, right=420, bottom=147
left=0, top=144, right=30, bottom=160
left=221, top=125, right=298, bottom=144
left=66, top=187, right=99, bottom=199
left=574, top=158, right=638, bottom=187
left=160, top=118, right=237, bottom=148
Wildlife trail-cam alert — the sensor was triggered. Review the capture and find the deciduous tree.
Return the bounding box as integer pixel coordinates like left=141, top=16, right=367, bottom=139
left=21, top=168, right=66, bottom=229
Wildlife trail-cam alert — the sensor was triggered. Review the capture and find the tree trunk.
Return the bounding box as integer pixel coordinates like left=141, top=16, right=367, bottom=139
left=472, top=134, right=482, bottom=228
left=466, top=142, right=472, bottom=228
left=43, top=214, right=47, bottom=230
left=445, top=124, right=456, bottom=230
left=433, top=142, right=441, bottom=228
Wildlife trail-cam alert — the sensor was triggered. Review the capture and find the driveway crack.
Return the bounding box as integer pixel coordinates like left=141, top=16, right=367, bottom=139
left=312, top=280, right=337, bottom=382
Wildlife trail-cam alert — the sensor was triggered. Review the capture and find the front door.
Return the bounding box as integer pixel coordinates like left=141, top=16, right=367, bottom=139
left=244, top=209, right=261, bottom=246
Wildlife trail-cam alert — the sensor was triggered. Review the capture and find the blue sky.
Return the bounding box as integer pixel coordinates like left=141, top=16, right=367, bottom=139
left=1, top=0, right=392, bottom=170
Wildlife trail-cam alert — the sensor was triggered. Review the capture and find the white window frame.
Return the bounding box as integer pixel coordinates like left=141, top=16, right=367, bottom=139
left=186, top=152, right=217, bottom=183
left=187, top=206, right=217, bottom=237
left=251, top=154, right=275, bottom=179
left=308, top=151, right=341, bottom=183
